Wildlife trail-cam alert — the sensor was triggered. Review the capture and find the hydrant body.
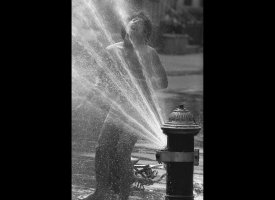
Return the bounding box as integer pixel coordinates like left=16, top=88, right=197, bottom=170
left=156, top=105, right=201, bottom=200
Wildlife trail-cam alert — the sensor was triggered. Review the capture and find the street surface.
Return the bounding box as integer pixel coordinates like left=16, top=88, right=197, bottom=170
left=72, top=53, right=203, bottom=200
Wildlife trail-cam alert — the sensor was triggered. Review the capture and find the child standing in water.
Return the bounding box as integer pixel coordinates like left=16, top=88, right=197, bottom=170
left=84, top=11, right=168, bottom=200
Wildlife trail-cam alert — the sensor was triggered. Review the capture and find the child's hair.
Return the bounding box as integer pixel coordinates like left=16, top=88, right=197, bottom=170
left=121, top=11, right=152, bottom=43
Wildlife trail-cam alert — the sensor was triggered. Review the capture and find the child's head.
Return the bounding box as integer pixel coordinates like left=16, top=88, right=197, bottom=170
left=121, top=11, right=152, bottom=43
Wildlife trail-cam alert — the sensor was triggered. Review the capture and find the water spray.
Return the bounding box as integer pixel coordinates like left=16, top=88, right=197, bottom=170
left=72, top=0, right=167, bottom=148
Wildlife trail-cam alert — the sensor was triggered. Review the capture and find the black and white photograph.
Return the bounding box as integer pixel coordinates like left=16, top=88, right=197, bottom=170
left=72, top=0, right=203, bottom=199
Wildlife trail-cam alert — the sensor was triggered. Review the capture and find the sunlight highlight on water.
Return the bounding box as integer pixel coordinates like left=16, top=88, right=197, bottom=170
left=72, top=0, right=166, bottom=148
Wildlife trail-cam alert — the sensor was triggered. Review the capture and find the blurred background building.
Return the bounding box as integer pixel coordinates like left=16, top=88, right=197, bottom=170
left=129, top=0, right=204, bottom=54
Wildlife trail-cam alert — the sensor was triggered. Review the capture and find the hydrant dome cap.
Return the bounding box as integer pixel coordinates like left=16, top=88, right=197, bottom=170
left=168, top=104, right=197, bottom=125
left=161, top=104, right=201, bottom=131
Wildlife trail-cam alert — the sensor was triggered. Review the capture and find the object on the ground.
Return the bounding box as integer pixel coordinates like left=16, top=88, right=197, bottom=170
left=132, top=161, right=165, bottom=190
left=156, top=104, right=201, bottom=200
left=131, top=157, right=140, bottom=165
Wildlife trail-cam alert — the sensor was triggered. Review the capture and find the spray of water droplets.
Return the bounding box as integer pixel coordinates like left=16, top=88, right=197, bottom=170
left=72, top=0, right=166, bottom=148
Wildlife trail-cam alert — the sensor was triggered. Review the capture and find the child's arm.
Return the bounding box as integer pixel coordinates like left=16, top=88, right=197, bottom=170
left=151, top=49, right=168, bottom=90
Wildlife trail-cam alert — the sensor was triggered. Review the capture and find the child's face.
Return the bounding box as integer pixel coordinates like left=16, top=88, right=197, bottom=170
left=126, top=17, right=146, bottom=40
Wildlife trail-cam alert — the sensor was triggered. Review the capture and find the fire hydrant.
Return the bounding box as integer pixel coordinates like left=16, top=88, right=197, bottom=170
left=156, top=104, right=201, bottom=200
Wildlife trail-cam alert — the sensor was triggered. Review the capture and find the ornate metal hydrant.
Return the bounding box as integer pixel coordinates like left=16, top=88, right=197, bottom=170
left=156, top=104, right=201, bottom=200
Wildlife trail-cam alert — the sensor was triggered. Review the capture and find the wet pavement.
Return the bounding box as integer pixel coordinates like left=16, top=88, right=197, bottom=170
left=72, top=141, right=203, bottom=200
left=72, top=53, right=203, bottom=200
left=160, top=54, right=203, bottom=76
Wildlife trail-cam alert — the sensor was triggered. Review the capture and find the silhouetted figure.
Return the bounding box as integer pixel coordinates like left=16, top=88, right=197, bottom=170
left=83, top=11, right=168, bottom=200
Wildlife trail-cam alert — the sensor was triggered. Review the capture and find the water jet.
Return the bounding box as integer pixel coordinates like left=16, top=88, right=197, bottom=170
left=72, top=0, right=167, bottom=149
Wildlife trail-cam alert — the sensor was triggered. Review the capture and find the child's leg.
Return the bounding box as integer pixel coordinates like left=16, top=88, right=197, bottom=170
left=88, top=117, right=120, bottom=200
left=116, top=131, right=138, bottom=200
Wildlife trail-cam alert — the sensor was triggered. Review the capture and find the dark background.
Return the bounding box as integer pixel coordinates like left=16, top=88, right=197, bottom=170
left=2, top=1, right=268, bottom=200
